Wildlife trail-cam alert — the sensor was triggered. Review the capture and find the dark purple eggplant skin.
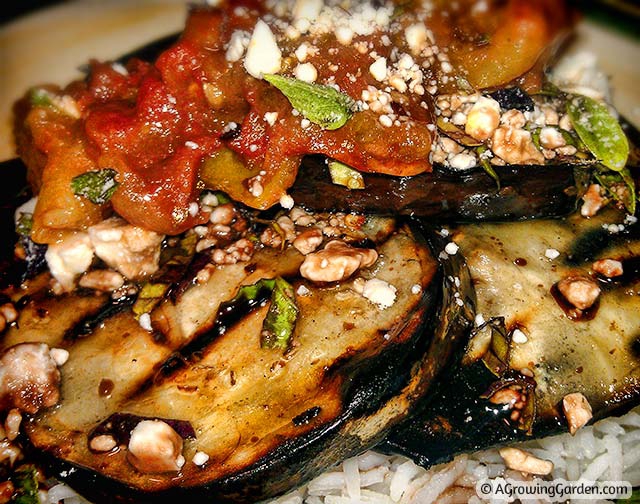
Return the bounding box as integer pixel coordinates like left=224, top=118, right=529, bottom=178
left=291, top=156, right=581, bottom=222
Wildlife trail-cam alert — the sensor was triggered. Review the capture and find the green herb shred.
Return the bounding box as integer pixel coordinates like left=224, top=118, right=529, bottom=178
left=16, top=213, right=34, bottom=237
left=71, top=169, right=119, bottom=205
left=264, top=74, right=355, bottom=130
left=567, top=94, right=629, bottom=172
left=262, top=277, right=299, bottom=350
left=12, top=465, right=40, bottom=504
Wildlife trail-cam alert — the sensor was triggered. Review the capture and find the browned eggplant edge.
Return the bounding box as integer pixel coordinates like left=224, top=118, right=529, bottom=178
left=18, top=227, right=474, bottom=504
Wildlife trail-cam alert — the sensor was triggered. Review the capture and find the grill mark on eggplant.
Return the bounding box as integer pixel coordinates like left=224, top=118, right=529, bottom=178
left=292, top=406, right=322, bottom=426
left=566, top=224, right=640, bottom=264
left=64, top=296, right=135, bottom=341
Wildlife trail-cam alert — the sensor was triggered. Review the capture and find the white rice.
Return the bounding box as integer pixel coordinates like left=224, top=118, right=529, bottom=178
left=263, top=406, right=640, bottom=504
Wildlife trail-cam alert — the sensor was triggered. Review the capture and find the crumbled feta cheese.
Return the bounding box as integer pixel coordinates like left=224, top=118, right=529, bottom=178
left=188, top=202, right=199, bottom=217
left=411, top=284, right=422, bottom=295
left=127, top=420, right=185, bottom=473
left=294, top=62, right=318, bottom=83
left=444, top=242, right=459, bottom=255
left=88, top=217, right=164, bottom=280
left=192, top=451, right=210, bottom=467
left=264, top=111, right=279, bottom=126
left=335, top=26, right=354, bottom=45
left=225, top=30, right=250, bottom=62
left=449, top=152, right=476, bottom=170
left=369, top=57, right=387, bottom=82
left=139, top=313, right=153, bottom=332
left=405, top=23, right=429, bottom=54
left=362, top=278, right=397, bottom=309
left=475, top=313, right=486, bottom=326
left=50, top=348, right=70, bottom=366
left=244, top=20, right=282, bottom=78
left=293, top=0, right=323, bottom=23
left=465, top=96, right=500, bottom=141
left=295, top=42, right=310, bottom=62
left=512, top=328, right=528, bottom=344
left=45, top=233, right=94, bottom=291
left=296, top=284, right=311, bottom=296
left=279, top=193, right=295, bottom=209
left=545, top=248, right=560, bottom=260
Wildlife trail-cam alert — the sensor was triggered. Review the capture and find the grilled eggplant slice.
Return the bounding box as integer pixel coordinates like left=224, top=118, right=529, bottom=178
left=383, top=206, right=640, bottom=466
left=3, top=219, right=473, bottom=503
left=291, top=156, right=580, bottom=222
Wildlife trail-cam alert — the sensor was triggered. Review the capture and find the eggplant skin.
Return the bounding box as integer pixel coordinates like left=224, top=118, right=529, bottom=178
left=290, top=156, right=579, bottom=222
left=20, top=225, right=474, bottom=503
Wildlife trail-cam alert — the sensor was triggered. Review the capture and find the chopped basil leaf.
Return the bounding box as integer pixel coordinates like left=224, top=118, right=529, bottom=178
left=230, top=278, right=276, bottom=304
left=478, top=317, right=511, bottom=376
left=71, top=169, right=119, bottom=205
left=595, top=165, right=637, bottom=215
left=477, top=146, right=501, bottom=190
left=133, top=283, right=169, bottom=319
left=567, top=95, right=629, bottom=172
left=231, top=277, right=299, bottom=349
left=12, top=465, right=40, bottom=504
left=29, top=88, right=53, bottom=108
left=328, top=160, right=365, bottom=190
left=264, top=74, right=355, bottom=130
left=16, top=213, right=34, bottom=237
left=262, top=277, right=298, bottom=350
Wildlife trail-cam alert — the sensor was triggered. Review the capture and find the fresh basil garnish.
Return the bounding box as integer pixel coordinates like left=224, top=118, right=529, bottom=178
left=264, top=74, right=355, bottom=130
left=567, top=94, right=629, bottom=172
left=29, top=88, right=53, bottom=108
left=71, top=169, right=119, bottom=205
left=16, top=213, right=34, bottom=237
left=261, top=277, right=298, bottom=350
left=231, top=276, right=299, bottom=350
left=12, top=465, right=40, bottom=504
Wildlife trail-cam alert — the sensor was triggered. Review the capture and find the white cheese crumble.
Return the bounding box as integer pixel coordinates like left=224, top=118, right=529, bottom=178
left=244, top=20, right=282, bottom=78
left=369, top=57, right=388, bottom=82
left=192, top=451, right=210, bottom=466
left=545, top=248, right=560, bottom=260
left=188, top=202, right=199, bottom=217
left=294, top=62, right=318, bottom=83
left=411, top=284, right=422, bottom=295
left=279, top=193, right=295, bottom=209
left=225, top=30, right=250, bottom=63
left=293, top=0, right=323, bottom=23
left=50, top=348, right=70, bottom=367
left=139, top=313, right=153, bottom=332
left=512, top=328, right=528, bottom=344
left=444, top=242, right=459, bottom=255
left=362, top=278, right=397, bottom=309
left=296, top=284, right=311, bottom=296
left=45, top=232, right=94, bottom=291
left=405, top=23, right=430, bottom=55
left=264, top=111, right=279, bottom=126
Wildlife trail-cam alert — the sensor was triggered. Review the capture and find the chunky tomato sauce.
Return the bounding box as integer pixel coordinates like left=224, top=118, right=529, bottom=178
left=16, top=0, right=572, bottom=242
